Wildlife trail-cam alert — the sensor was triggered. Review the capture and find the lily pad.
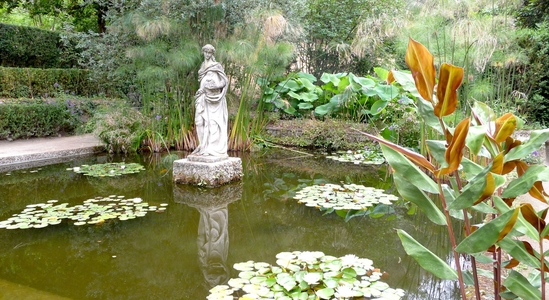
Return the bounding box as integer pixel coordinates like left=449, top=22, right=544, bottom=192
left=69, top=162, right=145, bottom=177
left=326, top=149, right=385, bottom=165
left=294, top=183, right=399, bottom=220
left=0, top=196, right=167, bottom=230
left=207, top=251, right=404, bottom=300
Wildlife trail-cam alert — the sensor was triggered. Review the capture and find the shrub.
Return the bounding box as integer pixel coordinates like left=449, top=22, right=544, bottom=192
left=0, top=100, right=79, bottom=139
left=0, top=67, right=97, bottom=98
left=0, top=23, right=78, bottom=68
left=92, top=103, right=147, bottom=153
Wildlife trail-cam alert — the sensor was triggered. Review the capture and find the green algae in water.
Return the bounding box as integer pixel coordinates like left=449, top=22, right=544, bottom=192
left=208, top=251, right=405, bottom=300
left=67, top=162, right=145, bottom=177
left=0, top=195, right=169, bottom=229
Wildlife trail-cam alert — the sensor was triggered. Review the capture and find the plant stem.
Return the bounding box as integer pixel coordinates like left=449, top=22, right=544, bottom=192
left=438, top=181, right=468, bottom=300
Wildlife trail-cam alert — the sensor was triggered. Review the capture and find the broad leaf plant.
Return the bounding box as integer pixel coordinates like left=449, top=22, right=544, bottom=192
left=357, top=38, right=549, bottom=300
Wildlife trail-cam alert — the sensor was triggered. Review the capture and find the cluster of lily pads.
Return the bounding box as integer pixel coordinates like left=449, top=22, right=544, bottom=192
left=0, top=195, right=168, bottom=229
left=67, top=162, right=145, bottom=177
left=326, top=150, right=385, bottom=165
left=294, top=183, right=398, bottom=211
left=208, top=251, right=405, bottom=300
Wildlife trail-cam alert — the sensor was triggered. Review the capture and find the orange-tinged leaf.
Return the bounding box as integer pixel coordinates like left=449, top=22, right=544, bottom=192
left=520, top=203, right=546, bottom=232
left=502, top=161, right=517, bottom=175
left=405, top=38, right=436, bottom=102
left=497, top=208, right=519, bottom=242
left=529, top=181, right=548, bottom=203
left=352, top=129, right=435, bottom=172
left=494, top=113, right=517, bottom=143
left=491, top=152, right=504, bottom=175
left=505, top=136, right=522, bottom=153
left=504, top=258, right=520, bottom=269
left=436, top=118, right=470, bottom=176
left=387, top=70, right=395, bottom=84
left=474, top=173, right=496, bottom=205
left=434, top=63, right=464, bottom=117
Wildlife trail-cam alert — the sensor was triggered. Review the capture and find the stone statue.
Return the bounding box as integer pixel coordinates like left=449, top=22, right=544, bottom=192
left=192, top=44, right=229, bottom=158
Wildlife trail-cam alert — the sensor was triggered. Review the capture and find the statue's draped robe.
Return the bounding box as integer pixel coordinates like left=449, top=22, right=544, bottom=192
left=192, top=62, right=229, bottom=156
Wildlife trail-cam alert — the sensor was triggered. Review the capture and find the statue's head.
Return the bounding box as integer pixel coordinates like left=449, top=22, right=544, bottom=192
left=202, top=44, right=215, bottom=54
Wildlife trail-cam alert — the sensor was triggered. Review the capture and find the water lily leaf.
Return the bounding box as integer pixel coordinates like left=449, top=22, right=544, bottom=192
left=503, top=270, right=542, bottom=300
left=316, top=288, right=334, bottom=299
left=352, top=76, right=375, bottom=89
left=298, top=102, right=313, bottom=110
left=372, top=85, right=400, bottom=102
left=405, top=38, right=436, bottom=102
left=434, top=63, right=463, bottom=117
left=397, top=229, right=458, bottom=280
left=456, top=208, right=519, bottom=254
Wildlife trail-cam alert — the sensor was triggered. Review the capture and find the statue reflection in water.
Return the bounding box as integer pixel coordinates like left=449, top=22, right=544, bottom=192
left=173, top=183, right=242, bottom=287
left=196, top=205, right=229, bottom=286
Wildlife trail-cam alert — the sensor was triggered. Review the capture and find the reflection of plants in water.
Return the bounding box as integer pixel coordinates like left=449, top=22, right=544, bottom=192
left=294, top=183, right=399, bottom=221
left=68, top=162, right=145, bottom=177
left=0, top=195, right=167, bottom=229
left=207, top=251, right=405, bottom=300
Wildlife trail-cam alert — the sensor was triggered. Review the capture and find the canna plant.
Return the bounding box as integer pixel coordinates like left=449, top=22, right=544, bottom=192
left=356, top=38, right=549, bottom=299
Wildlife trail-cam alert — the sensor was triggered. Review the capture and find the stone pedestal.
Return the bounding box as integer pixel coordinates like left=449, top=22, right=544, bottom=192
left=173, top=156, right=242, bottom=187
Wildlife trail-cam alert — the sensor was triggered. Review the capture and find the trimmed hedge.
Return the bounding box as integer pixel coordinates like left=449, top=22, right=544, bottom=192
left=0, top=100, right=79, bottom=139
left=0, top=23, right=78, bottom=68
left=0, top=67, right=99, bottom=98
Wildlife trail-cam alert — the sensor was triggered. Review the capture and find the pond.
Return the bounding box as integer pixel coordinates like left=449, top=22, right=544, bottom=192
left=0, top=150, right=460, bottom=299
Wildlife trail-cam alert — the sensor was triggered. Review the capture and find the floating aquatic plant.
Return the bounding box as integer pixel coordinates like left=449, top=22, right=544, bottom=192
left=67, top=162, right=145, bottom=177
left=294, top=183, right=399, bottom=221
left=207, top=251, right=405, bottom=300
left=0, top=195, right=168, bottom=229
left=326, top=150, right=385, bottom=165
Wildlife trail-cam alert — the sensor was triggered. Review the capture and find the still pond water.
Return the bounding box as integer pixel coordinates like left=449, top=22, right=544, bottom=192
left=0, top=150, right=460, bottom=299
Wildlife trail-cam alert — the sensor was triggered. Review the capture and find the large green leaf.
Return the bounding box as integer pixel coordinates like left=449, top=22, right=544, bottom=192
left=390, top=70, right=421, bottom=98
left=281, top=79, right=301, bottom=91
left=314, top=95, right=340, bottom=116
left=373, top=67, right=389, bottom=81
left=337, top=76, right=351, bottom=93
left=352, top=75, right=375, bottom=89
left=426, top=140, right=448, bottom=167
left=397, top=229, right=458, bottom=280
left=393, top=173, right=446, bottom=225
left=472, top=101, right=496, bottom=125
left=447, top=172, right=487, bottom=210
left=416, top=98, right=443, bottom=133
left=299, top=77, right=316, bottom=91
left=503, top=270, right=542, bottom=300
left=298, top=102, right=313, bottom=110
left=460, top=158, right=484, bottom=180
left=297, top=72, right=316, bottom=83
left=300, top=92, right=318, bottom=102
left=372, top=85, right=400, bottom=101
left=380, top=144, right=439, bottom=193
left=502, top=165, right=549, bottom=199
left=466, top=125, right=487, bottom=156
left=493, top=197, right=539, bottom=240
left=505, top=128, right=549, bottom=162
left=498, top=237, right=542, bottom=269
left=369, top=100, right=388, bottom=115
left=456, top=208, right=519, bottom=254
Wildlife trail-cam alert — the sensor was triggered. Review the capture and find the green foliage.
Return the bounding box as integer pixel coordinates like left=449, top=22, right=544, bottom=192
left=0, top=23, right=77, bottom=68
left=363, top=38, right=549, bottom=300
left=518, top=21, right=549, bottom=125
left=92, top=102, right=147, bottom=154
left=0, top=99, right=79, bottom=139
left=0, top=67, right=95, bottom=98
